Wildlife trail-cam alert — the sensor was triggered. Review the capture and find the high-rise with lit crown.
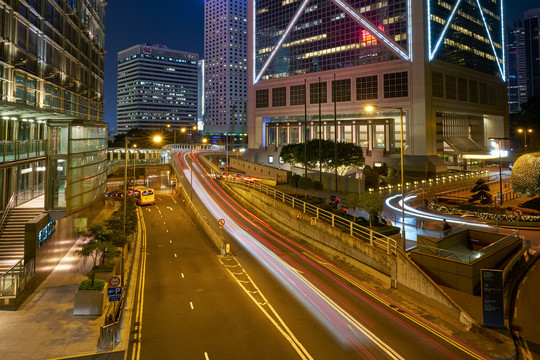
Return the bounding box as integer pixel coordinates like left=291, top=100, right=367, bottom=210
left=116, top=44, right=199, bottom=134
left=204, top=0, right=248, bottom=136
left=248, top=0, right=508, bottom=174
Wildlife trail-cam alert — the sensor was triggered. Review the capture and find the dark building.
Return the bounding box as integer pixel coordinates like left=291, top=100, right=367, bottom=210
left=506, top=20, right=527, bottom=114
left=524, top=8, right=540, bottom=100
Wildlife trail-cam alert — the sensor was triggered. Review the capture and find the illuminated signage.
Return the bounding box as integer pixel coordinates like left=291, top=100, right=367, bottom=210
left=38, top=220, right=56, bottom=247
left=361, top=25, right=385, bottom=42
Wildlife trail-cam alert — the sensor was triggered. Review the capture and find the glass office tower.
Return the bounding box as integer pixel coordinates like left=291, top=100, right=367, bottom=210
left=248, top=0, right=508, bottom=174
left=0, top=0, right=107, bottom=215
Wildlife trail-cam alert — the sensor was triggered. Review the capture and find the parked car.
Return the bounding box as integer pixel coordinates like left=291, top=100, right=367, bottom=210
left=105, top=190, right=124, bottom=199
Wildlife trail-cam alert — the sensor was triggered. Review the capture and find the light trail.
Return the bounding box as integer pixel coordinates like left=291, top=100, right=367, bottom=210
left=174, top=150, right=487, bottom=359
left=386, top=194, right=492, bottom=228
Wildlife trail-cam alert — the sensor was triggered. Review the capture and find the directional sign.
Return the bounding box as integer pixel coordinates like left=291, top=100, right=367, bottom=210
left=108, top=295, right=121, bottom=302
left=109, top=276, right=120, bottom=287
left=107, top=287, right=122, bottom=296
left=218, top=218, right=225, bottom=226
left=513, top=208, right=523, bottom=218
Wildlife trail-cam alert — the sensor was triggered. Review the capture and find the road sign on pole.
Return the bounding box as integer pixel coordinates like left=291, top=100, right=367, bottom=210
left=218, top=218, right=225, bottom=226
left=109, top=276, right=120, bottom=288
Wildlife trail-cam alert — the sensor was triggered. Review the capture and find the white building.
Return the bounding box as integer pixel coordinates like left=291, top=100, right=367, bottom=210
left=204, top=0, right=248, bottom=136
left=116, top=44, right=199, bottom=134
left=248, top=0, right=509, bottom=175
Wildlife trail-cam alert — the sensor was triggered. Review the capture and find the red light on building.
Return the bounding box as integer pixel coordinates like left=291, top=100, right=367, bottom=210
left=361, top=25, right=385, bottom=42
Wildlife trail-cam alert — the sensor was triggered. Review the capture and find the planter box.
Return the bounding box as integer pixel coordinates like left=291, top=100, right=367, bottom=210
left=73, top=288, right=105, bottom=316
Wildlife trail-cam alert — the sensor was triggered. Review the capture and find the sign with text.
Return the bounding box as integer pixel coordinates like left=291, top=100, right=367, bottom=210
left=481, top=269, right=505, bottom=328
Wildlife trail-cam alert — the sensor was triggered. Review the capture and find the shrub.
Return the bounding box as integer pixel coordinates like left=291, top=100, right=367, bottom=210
left=332, top=209, right=346, bottom=217
left=289, top=174, right=301, bottom=188
left=314, top=181, right=323, bottom=190
left=320, top=202, right=333, bottom=211
left=306, top=197, right=322, bottom=205
left=375, top=226, right=401, bottom=236
left=78, top=279, right=106, bottom=291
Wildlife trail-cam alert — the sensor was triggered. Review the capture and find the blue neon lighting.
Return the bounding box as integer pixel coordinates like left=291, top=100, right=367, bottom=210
left=428, top=0, right=506, bottom=81
left=429, top=0, right=464, bottom=61
left=254, top=0, right=311, bottom=84
left=253, top=0, right=412, bottom=84
left=333, top=0, right=410, bottom=61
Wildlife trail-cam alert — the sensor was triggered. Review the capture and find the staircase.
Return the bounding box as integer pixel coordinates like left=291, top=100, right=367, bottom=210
left=0, top=207, right=43, bottom=274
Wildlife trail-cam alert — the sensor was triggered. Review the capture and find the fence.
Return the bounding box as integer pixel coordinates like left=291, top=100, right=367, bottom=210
left=224, top=177, right=398, bottom=255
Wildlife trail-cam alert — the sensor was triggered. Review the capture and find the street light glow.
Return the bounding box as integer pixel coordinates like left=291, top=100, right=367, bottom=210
left=153, top=135, right=162, bottom=143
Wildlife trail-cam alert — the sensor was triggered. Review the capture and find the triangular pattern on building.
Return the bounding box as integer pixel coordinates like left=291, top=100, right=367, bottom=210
left=428, top=0, right=506, bottom=80
left=254, top=0, right=412, bottom=84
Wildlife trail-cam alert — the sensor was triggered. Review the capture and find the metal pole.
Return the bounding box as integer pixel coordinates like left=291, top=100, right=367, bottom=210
left=304, top=78, right=307, bottom=177
left=333, top=73, right=338, bottom=192
left=318, top=76, right=322, bottom=184
left=190, top=128, right=193, bottom=200
left=400, top=107, right=405, bottom=250
left=498, top=139, right=503, bottom=205
left=122, top=136, right=127, bottom=288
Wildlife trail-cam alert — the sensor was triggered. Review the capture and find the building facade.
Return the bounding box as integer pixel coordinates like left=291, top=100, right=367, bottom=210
left=524, top=8, right=540, bottom=100
left=248, top=0, right=508, bottom=174
left=204, top=0, right=248, bottom=136
left=507, top=21, right=527, bottom=114
left=0, top=0, right=107, bottom=215
left=116, top=44, right=199, bottom=135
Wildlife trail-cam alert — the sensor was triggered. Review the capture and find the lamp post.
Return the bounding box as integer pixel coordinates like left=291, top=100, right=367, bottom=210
left=122, top=134, right=162, bottom=287
left=488, top=137, right=510, bottom=206
left=517, top=128, right=533, bottom=149
left=182, top=125, right=198, bottom=200
left=366, top=105, right=405, bottom=249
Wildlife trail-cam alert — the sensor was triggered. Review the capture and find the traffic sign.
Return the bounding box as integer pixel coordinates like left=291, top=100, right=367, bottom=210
left=109, top=276, right=120, bottom=287
left=495, top=206, right=501, bottom=214
left=107, top=287, right=122, bottom=296
left=513, top=208, right=523, bottom=218
left=108, top=295, right=121, bottom=302
left=218, top=218, right=225, bottom=226
left=310, top=217, right=317, bottom=225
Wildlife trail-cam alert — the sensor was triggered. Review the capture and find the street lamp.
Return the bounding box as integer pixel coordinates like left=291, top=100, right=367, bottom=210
left=181, top=125, right=198, bottom=200
left=517, top=128, right=533, bottom=148
left=488, top=137, right=510, bottom=206
left=122, top=135, right=162, bottom=287
left=366, top=105, right=405, bottom=249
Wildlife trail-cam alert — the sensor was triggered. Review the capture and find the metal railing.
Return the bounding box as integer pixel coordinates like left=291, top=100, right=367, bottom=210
left=0, top=193, right=18, bottom=233
left=0, top=140, right=46, bottom=163
left=0, top=258, right=32, bottom=297
left=224, top=177, right=398, bottom=255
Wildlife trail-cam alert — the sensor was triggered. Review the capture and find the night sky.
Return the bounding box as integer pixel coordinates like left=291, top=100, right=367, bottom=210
left=103, top=1, right=539, bottom=133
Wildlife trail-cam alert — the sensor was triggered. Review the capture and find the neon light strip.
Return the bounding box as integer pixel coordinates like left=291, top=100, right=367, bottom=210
left=501, top=0, right=506, bottom=81
left=254, top=0, right=311, bottom=84
left=332, top=0, right=410, bottom=61
left=474, top=0, right=505, bottom=81
left=407, top=0, right=413, bottom=61
left=427, top=0, right=432, bottom=58
left=252, top=1, right=257, bottom=84
left=429, top=0, right=464, bottom=60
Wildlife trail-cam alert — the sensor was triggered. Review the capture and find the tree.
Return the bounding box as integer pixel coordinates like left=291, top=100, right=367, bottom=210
left=468, top=178, right=493, bottom=204
left=358, top=193, right=383, bottom=228
left=280, top=140, right=364, bottom=174
left=511, top=152, right=540, bottom=197
left=78, top=224, right=119, bottom=286
left=104, top=197, right=138, bottom=247
left=344, top=193, right=359, bottom=221
left=297, top=176, right=313, bottom=198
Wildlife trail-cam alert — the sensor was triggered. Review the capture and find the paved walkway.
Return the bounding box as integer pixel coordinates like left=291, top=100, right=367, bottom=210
left=0, top=202, right=136, bottom=360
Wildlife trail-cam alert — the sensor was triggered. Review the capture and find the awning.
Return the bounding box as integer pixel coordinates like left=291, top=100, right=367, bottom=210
left=443, top=137, right=482, bottom=153
left=0, top=102, right=76, bottom=122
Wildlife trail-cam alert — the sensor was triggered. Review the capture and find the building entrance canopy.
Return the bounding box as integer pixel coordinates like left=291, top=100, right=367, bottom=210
left=443, top=137, right=482, bottom=154
left=0, top=102, right=75, bottom=122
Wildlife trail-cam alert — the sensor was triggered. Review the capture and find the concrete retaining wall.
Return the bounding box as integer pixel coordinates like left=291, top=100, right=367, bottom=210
left=226, top=182, right=475, bottom=327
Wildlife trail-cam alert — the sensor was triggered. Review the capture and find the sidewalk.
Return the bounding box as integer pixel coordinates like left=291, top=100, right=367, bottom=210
left=0, top=202, right=133, bottom=360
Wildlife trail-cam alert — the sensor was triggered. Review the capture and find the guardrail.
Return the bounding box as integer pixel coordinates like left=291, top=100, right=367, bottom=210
left=0, top=258, right=32, bottom=298
left=223, top=177, right=398, bottom=255
left=106, top=159, right=166, bottom=174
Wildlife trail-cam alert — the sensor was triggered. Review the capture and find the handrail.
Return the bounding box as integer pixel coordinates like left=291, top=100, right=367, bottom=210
left=0, top=193, right=18, bottom=233
left=224, top=177, right=398, bottom=255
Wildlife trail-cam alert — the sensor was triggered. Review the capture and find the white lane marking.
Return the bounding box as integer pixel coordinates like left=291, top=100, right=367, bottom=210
left=167, top=206, right=173, bottom=211
left=170, top=240, right=172, bottom=243
left=163, top=221, right=166, bottom=224
left=181, top=273, right=184, bottom=278
left=174, top=254, right=177, bottom=258
left=523, top=276, right=528, bottom=284
left=204, top=352, right=209, bottom=360
left=166, top=229, right=169, bottom=233
left=190, top=302, right=194, bottom=310
left=517, top=290, right=520, bottom=300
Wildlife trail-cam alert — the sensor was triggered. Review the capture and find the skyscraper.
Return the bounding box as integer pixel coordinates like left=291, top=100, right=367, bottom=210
left=0, top=0, right=107, bottom=215
left=204, top=0, right=248, bottom=136
left=248, top=0, right=508, bottom=174
left=524, top=8, right=540, bottom=100
left=507, top=21, right=527, bottom=114
left=116, top=44, right=199, bottom=134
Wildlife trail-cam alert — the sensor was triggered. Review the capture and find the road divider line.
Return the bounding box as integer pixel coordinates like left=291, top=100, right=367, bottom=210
left=190, top=302, right=194, bottom=310
left=219, top=256, right=313, bottom=360
left=133, top=208, right=148, bottom=360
